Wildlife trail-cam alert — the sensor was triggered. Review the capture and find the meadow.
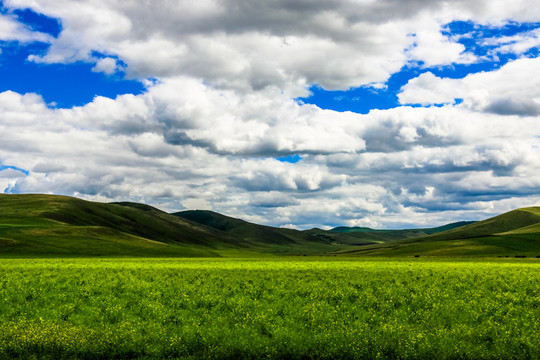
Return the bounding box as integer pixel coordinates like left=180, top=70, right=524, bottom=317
left=0, top=257, right=539, bottom=359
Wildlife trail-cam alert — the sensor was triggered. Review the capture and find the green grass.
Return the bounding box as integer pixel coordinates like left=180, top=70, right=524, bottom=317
left=0, top=257, right=539, bottom=359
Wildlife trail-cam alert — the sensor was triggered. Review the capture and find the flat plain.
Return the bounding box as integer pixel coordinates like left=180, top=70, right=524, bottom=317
left=1, top=257, right=538, bottom=359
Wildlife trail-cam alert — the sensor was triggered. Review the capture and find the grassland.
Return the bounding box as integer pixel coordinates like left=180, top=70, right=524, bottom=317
left=1, top=257, right=538, bottom=359
left=2, top=195, right=540, bottom=358
left=341, top=207, right=540, bottom=257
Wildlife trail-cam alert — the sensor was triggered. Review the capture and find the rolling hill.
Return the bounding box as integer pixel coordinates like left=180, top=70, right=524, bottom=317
left=174, top=210, right=409, bottom=253
left=172, top=210, right=353, bottom=255
left=173, top=210, right=473, bottom=249
left=329, top=221, right=475, bottom=243
left=0, top=194, right=357, bottom=256
left=341, top=207, right=540, bottom=257
left=1, top=193, right=538, bottom=257
left=0, top=194, right=238, bottom=257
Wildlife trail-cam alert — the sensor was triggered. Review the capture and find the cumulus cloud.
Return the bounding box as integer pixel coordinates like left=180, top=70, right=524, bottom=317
left=406, top=20, right=477, bottom=67
left=0, top=168, right=25, bottom=178
left=1, top=0, right=540, bottom=228
left=399, top=57, right=540, bottom=116
left=484, top=98, right=540, bottom=117
left=8, top=0, right=537, bottom=94
left=483, top=28, right=540, bottom=56
left=91, top=57, right=119, bottom=74
left=248, top=192, right=301, bottom=208
left=32, top=163, right=67, bottom=173
left=2, top=83, right=540, bottom=228
left=0, top=168, right=27, bottom=194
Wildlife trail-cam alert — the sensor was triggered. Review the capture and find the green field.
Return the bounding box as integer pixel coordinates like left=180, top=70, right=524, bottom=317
left=1, top=257, right=539, bottom=359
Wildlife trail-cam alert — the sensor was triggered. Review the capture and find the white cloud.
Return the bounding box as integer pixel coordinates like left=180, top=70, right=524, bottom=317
left=0, top=0, right=508, bottom=94
left=8, top=0, right=540, bottom=89
left=406, top=15, right=478, bottom=67
left=0, top=12, right=52, bottom=43
left=399, top=57, right=540, bottom=116
left=2, top=84, right=540, bottom=228
left=0, top=168, right=25, bottom=178
left=32, top=163, right=66, bottom=173
left=0, top=168, right=26, bottom=193
left=483, top=28, right=540, bottom=56
left=398, top=72, right=466, bottom=105
left=92, top=57, right=119, bottom=74
left=1, top=0, right=540, bottom=228
left=5, top=0, right=540, bottom=94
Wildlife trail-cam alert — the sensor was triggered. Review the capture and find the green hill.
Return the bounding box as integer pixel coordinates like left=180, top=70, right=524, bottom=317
left=342, top=207, right=540, bottom=257
left=174, top=210, right=295, bottom=244
left=0, top=194, right=239, bottom=257
left=173, top=210, right=367, bottom=254
left=175, top=211, right=474, bottom=249
left=329, top=221, right=475, bottom=243
left=0, top=194, right=356, bottom=257
left=2, top=193, right=538, bottom=258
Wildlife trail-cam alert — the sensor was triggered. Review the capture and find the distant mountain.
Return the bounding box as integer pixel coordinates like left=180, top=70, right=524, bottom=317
left=330, top=221, right=475, bottom=242
left=342, top=207, right=540, bottom=257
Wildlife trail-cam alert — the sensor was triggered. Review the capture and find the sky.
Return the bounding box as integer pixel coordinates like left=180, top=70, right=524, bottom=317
left=1, top=0, right=540, bottom=229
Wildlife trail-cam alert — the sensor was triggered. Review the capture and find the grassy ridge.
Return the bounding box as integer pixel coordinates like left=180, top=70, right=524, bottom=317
left=330, top=221, right=475, bottom=238
left=173, top=210, right=471, bottom=250
left=416, top=207, right=540, bottom=241
left=174, top=210, right=334, bottom=247
left=0, top=194, right=229, bottom=257
left=174, top=210, right=385, bottom=254
left=2, top=193, right=540, bottom=257
left=343, top=207, right=540, bottom=257
left=0, top=258, right=538, bottom=359
left=0, top=194, right=356, bottom=257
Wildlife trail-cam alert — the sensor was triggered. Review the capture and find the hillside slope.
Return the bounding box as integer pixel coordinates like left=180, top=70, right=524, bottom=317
left=0, top=194, right=239, bottom=257
left=2, top=193, right=537, bottom=257
left=416, top=207, right=540, bottom=241
left=0, top=194, right=356, bottom=257
left=329, top=221, right=475, bottom=242
left=342, top=207, right=540, bottom=257
left=173, top=210, right=364, bottom=254
left=173, top=210, right=475, bottom=251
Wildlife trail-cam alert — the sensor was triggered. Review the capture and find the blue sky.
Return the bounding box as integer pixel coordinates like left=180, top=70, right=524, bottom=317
left=300, top=21, right=540, bottom=114
left=1, top=0, right=540, bottom=229
left=0, top=5, right=144, bottom=107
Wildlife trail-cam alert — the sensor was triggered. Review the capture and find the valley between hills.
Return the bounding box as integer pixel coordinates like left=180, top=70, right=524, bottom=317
left=1, top=193, right=539, bottom=258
